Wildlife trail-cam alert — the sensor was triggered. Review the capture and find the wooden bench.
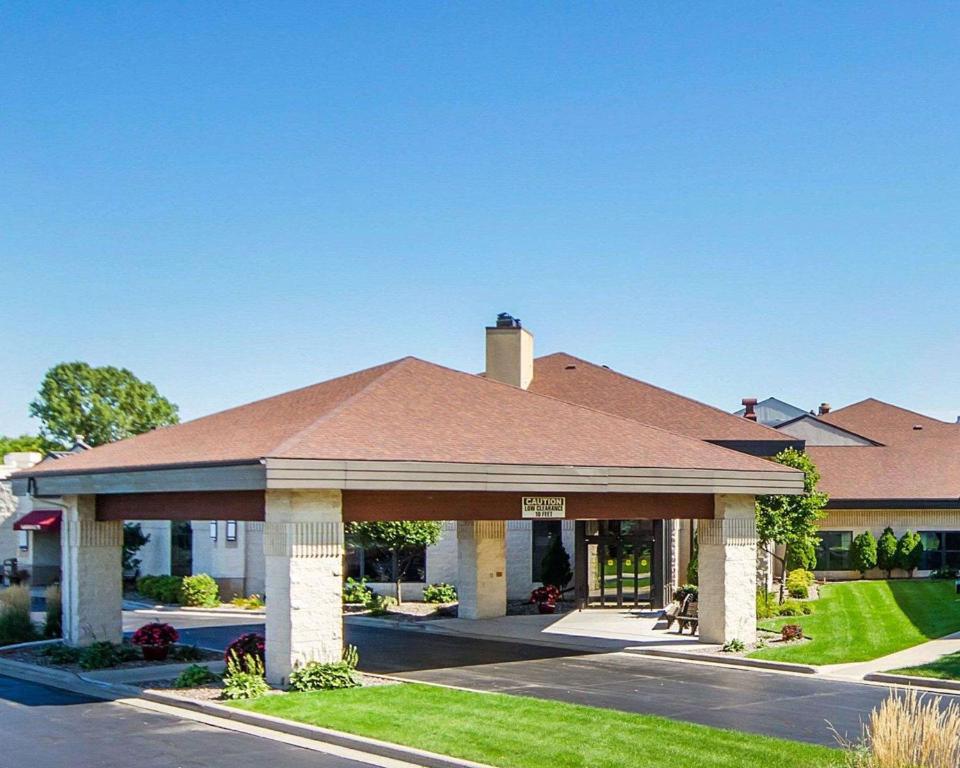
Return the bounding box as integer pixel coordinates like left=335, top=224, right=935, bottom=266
left=675, top=595, right=699, bottom=634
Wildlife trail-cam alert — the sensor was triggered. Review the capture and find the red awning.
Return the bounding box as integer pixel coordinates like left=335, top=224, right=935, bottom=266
left=13, top=509, right=61, bottom=532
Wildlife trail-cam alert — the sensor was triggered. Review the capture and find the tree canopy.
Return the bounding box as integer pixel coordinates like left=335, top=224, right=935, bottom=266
left=755, top=448, right=828, bottom=589
left=0, top=434, right=51, bottom=457
left=29, top=362, right=179, bottom=447
left=345, top=521, right=443, bottom=603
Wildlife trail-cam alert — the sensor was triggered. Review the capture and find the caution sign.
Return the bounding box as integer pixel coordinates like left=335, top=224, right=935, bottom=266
left=521, top=496, right=566, bottom=519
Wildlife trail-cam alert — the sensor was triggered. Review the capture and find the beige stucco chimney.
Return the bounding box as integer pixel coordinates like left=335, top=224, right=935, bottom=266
left=485, top=313, right=534, bottom=389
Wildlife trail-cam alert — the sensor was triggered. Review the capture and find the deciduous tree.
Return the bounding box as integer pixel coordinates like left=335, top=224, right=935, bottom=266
left=756, top=448, right=828, bottom=602
left=29, top=362, right=179, bottom=447
left=345, top=521, right=442, bottom=603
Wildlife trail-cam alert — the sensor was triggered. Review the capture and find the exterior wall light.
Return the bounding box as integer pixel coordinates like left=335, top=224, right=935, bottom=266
left=226, top=520, right=238, bottom=542
left=209, top=521, right=218, bottom=541
left=17, top=530, right=28, bottom=551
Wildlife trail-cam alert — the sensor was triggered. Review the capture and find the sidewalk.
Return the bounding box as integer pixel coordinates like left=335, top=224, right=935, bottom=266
left=819, top=630, right=960, bottom=681
left=369, top=607, right=710, bottom=653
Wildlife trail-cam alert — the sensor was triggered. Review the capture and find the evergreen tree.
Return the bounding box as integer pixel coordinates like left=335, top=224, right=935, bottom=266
left=877, top=527, right=899, bottom=578
left=850, top=531, right=878, bottom=578
left=540, top=535, right=572, bottom=590
left=785, top=538, right=817, bottom=571
left=896, top=530, right=924, bottom=578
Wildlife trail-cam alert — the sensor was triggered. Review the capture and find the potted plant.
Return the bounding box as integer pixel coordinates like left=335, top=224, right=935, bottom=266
left=132, top=621, right=179, bottom=661
left=530, top=585, right=561, bottom=614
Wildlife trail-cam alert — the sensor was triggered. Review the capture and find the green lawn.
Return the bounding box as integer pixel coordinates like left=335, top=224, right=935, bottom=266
left=230, top=682, right=839, bottom=768
left=750, top=580, right=960, bottom=665
left=890, top=650, right=960, bottom=681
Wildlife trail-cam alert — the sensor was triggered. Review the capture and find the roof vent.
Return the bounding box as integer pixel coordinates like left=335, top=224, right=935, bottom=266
left=913, top=424, right=923, bottom=430
left=495, top=312, right=521, bottom=329
left=564, top=364, right=577, bottom=370
left=741, top=397, right=758, bottom=422
left=818, top=403, right=831, bottom=415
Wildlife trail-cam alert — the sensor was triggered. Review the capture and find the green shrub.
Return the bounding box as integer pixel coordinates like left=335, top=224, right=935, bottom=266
left=137, top=574, right=184, bottom=604
left=423, top=583, right=457, bottom=603
left=786, top=569, right=814, bottom=599
left=850, top=531, right=878, bottom=577
left=220, top=653, right=269, bottom=700
left=117, top=643, right=141, bottom=662
left=367, top=594, right=396, bottom=616
left=756, top=590, right=777, bottom=619
left=877, top=527, right=899, bottom=578
left=78, top=641, right=122, bottom=670
left=896, top=530, right=923, bottom=577
left=288, top=660, right=360, bottom=691
left=786, top=540, right=817, bottom=572
left=343, top=577, right=373, bottom=605
left=41, top=643, right=82, bottom=665
left=174, top=664, right=218, bottom=689
left=43, top=584, right=62, bottom=638
left=181, top=574, right=220, bottom=607
left=170, top=644, right=203, bottom=662
left=0, top=585, right=38, bottom=646
left=777, top=600, right=814, bottom=617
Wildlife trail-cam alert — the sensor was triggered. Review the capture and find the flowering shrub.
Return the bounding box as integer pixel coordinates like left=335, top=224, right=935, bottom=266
left=131, top=622, right=179, bottom=648
left=781, top=624, right=804, bottom=642
left=225, top=632, right=265, bottom=671
left=530, top=585, right=561, bottom=605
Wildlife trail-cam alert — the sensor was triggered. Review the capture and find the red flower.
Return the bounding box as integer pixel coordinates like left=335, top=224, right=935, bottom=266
left=131, top=622, right=179, bottom=648
left=225, top=632, right=266, bottom=671
left=530, top=585, right=561, bottom=605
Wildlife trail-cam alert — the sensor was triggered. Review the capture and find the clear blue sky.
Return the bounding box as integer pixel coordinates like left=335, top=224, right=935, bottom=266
left=3, top=2, right=959, bottom=436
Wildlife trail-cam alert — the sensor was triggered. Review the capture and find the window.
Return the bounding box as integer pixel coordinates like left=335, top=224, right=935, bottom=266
left=344, top=545, right=427, bottom=583
left=919, top=531, right=960, bottom=570
left=225, top=520, right=238, bottom=542
left=814, top=531, right=853, bottom=570
left=532, top=520, right=562, bottom=582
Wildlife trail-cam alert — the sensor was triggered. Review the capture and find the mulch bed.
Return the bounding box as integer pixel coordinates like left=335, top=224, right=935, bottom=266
left=0, top=643, right=221, bottom=672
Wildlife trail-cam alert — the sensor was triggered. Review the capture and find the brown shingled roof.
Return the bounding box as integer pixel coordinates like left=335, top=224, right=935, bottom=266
left=527, top=353, right=796, bottom=444
left=22, top=357, right=789, bottom=478
left=820, top=398, right=958, bottom=446
left=809, top=435, right=960, bottom=501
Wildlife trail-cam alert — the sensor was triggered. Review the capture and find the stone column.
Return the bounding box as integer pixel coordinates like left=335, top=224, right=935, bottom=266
left=61, top=495, right=123, bottom=646
left=264, top=489, right=343, bottom=685
left=456, top=520, right=506, bottom=619
left=698, top=495, right=757, bottom=645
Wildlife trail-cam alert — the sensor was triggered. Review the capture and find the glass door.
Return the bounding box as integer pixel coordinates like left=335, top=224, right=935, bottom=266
left=584, top=520, right=654, bottom=607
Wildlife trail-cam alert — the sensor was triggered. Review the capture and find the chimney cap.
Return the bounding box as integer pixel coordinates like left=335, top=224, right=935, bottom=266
left=494, top=312, right=521, bottom=329
left=818, top=402, right=831, bottom=415
left=741, top=397, right=758, bottom=421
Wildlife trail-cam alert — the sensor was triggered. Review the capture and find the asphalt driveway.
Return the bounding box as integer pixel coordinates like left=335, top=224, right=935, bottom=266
left=0, top=675, right=373, bottom=768
left=172, top=619, right=956, bottom=747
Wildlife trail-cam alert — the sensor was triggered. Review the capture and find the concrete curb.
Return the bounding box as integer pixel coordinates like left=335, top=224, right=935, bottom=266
left=141, top=690, right=495, bottom=768
left=864, top=672, right=960, bottom=693
left=630, top=648, right=819, bottom=675
left=0, top=656, right=141, bottom=700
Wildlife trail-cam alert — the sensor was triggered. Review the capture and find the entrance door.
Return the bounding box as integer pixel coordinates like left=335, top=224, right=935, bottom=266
left=170, top=521, right=193, bottom=577
left=582, top=520, right=654, bottom=608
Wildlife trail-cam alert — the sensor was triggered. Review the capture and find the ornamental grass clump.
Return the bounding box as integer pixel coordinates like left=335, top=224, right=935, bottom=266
left=0, top=585, right=37, bottom=646
left=43, top=584, right=62, bottom=638
left=836, top=689, right=960, bottom=768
